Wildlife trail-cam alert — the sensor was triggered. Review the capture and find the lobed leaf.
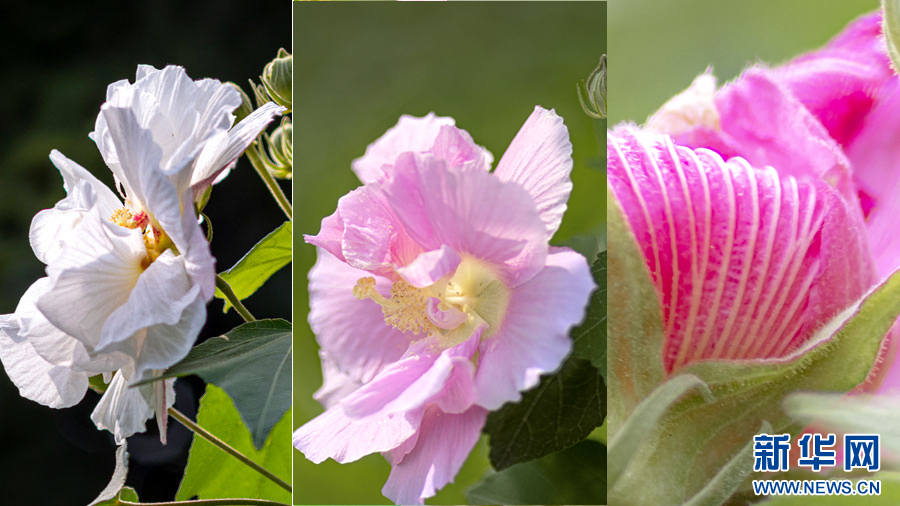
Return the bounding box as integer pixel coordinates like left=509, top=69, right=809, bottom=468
left=570, top=250, right=607, bottom=375
left=176, top=384, right=291, bottom=502
left=464, top=439, right=606, bottom=505
left=483, top=356, right=605, bottom=471
left=137, top=319, right=292, bottom=449
left=215, top=221, right=291, bottom=313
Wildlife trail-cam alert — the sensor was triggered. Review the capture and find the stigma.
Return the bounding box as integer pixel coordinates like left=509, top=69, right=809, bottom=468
left=110, top=207, right=172, bottom=269
left=355, top=257, right=511, bottom=347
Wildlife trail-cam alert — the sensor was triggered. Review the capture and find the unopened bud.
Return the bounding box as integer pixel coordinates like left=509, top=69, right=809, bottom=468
left=578, top=54, right=607, bottom=119
left=261, top=48, right=292, bottom=112
left=229, top=82, right=255, bottom=123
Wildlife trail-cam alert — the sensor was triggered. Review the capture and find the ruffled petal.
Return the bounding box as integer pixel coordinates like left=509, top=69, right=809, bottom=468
left=608, top=127, right=876, bottom=373
left=190, top=101, right=285, bottom=189
left=342, top=331, right=481, bottom=419
left=473, top=247, right=594, bottom=409
left=38, top=209, right=146, bottom=350
left=671, top=68, right=856, bottom=204
left=91, top=369, right=175, bottom=444
left=845, top=81, right=900, bottom=278
left=493, top=106, right=574, bottom=238
left=293, top=404, right=424, bottom=464
left=773, top=12, right=893, bottom=147
left=306, top=185, right=422, bottom=278
left=396, top=245, right=461, bottom=288
left=308, top=249, right=413, bottom=384
left=30, top=151, right=122, bottom=265
left=18, top=278, right=124, bottom=374
left=381, top=405, right=487, bottom=506
left=352, top=113, right=455, bottom=184
left=385, top=153, right=549, bottom=287
left=0, top=289, right=89, bottom=409
left=97, top=251, right=205, bottom=379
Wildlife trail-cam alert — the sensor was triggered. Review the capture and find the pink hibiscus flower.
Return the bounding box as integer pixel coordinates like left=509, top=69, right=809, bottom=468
left=293, top=107, right=596, bottom=504
left=610, top=11, right=899, bottom=386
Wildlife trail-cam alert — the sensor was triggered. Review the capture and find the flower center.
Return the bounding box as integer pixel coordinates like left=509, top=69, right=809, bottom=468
left=354, top=257, right=510, bottom=348
left=110, top=207, right=173, bottom=269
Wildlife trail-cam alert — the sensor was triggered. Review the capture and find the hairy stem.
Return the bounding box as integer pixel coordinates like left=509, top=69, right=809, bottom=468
left=215, top=275, right=256, bottom=322
left=168, top=407, right=291, bottom=493
left=119, top=499, right=290, bottom=506
left=245, top=146, right=292, bottom=220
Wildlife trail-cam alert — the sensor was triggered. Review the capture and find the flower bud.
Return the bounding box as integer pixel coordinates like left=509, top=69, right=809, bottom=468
left=578, top=54, right=606, bottom=119
left=266, top=119, right=292, bottom=179
left=229, top=82, right=255, bottom=123
left=261, top=48, right=292, bottom=112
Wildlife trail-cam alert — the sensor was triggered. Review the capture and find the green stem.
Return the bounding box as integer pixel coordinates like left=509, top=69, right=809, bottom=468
left=168, top=408, right=291, bottom=494
left=216, top=275, right=256, bottom=322
left=119, top=499, right=290, bottom=506
left=245, top=145, right=292, bottom=220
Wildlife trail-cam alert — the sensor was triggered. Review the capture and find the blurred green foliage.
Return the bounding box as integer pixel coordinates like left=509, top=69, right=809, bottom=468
left=293, top=2, right=605, bottom=503
left=609, top=0, right=880, bottom=126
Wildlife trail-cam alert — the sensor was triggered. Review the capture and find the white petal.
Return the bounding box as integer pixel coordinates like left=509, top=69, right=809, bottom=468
left=98, top=251, right=205, bottom=379
left=0, top=307, right=88, bottom=409
left=190, top=101, right=285, bottom=189
left=38, top=209, right=146, bottom=350
left=30, top=151, right=122, bottom=265
left=91, top=369, right=175, bottom=444
left=18, top=278, right=124, bottom=374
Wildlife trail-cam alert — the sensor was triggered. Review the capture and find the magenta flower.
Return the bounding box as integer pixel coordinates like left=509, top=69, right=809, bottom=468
left=648, top=13, right=900, bottom=389
left=611, top=12, right=900, bottom=381
left=293, top=107, right=595, bottom=504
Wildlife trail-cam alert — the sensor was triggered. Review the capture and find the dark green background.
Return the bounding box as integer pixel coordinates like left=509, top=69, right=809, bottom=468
left=293, top=2, right=606, bottom=503
left=0, top=1, right=290, bottom=503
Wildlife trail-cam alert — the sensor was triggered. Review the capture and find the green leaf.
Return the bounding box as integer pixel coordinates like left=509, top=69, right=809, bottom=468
left=606, top=185, right=666, bottom=435
left=465, top=439, right=607, bottom=505
left=608, top=374, right=713, bottom=488
left=609, top=269, right=900, bottom=506
left=138, top=319, right=292, bottom=449
left=215, top=221, right=291, bottom=313
left=483, top=357, right=605, bottom=471
left=89, top=444, right=134, bottom=506
left=570, top=250, right=607, bottom=375
left=760, top=472, right=900, bottom=505
left=784, top=392, right=900, bottom=463
left=176, top=384, right=291, bottom=502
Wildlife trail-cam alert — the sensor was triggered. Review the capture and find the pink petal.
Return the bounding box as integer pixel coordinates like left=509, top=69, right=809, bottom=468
left=425, top=297, right=468, bottom=330
left=428, top=125, right=493, bottom=172
left=844, top=81, right=900, bottom=278
left=352, top=113, right=455, bottom=185
left=382, top=405, right=488, bottom=505
left=343, top=331, right=481, bottom=419
left=494, top=106, right=574, bottom=238
left=293, top=404, right=424, bottom=464
left=773, top=12, right=893, bottom=147
left=396, top=245, right=461, bottom=289
left=673, top=69, right=855, bottom=204
left=305, top=185, right=422, bottom=278
left=384, top=152, right=549, bottom=287
left=608, top=127, right=877, bottom=373
left=473, top=247, right=594, bottom=410
left=313, top=351, right=364, bottom=410
left=304, top=207, right=346, bottom=263
left=308, top=248, right=412, bottom=385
